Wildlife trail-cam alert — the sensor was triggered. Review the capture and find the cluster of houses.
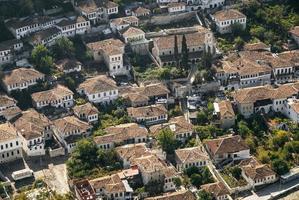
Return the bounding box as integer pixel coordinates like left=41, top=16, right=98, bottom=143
left=1, top=0, right=299, bottom=199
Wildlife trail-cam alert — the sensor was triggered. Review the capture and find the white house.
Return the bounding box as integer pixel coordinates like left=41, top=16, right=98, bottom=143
left=53, top=116, right=92, bottom=153
left=127, top=104, right=168, bottom=125
left=5, top=16, right=56, bottom=39
left=0, top=95, right=17, bottom=115
left=201, top=182, right=230, bottom=200
left=0, top=39, right=23, bottom=66
left=175, top=146, right=209, bottom=172
left=13, top=109, right=53, bottom=156
left=233, top=82, right=299, bottom=118
left=90, top=173, right=133, bottom=200
left=31, top=84, right=74, bottom=109
left=213, top=100, right=236, bottom=129
left=0, top=122, right=23, bottom=163
left=56, top=17, right=91, bottom=37
left=110, top=16, right=139, bottom=33
left=205, top=135, right=250, bottom=164
left=2, top=68, right=45, bottom=93
left=77, top=75, right=118, bottom=104
left=212, top=9, right=246, bottom=34
left=73, top=102, right=99, bottom=124
left=167, top=2, right=186, bottom=13
left=149, top=116, right=194, bottom=143
left=239, top=157, right=277, bottom=188
left=94, top=123, right=148, bottom=150
left=156, top=0, right=179, bottom=4
left=87, top=39, right=130, bottom=76
left=120, top=27, right=149, bottom=55
left=76, top=0, right=118, bottom=25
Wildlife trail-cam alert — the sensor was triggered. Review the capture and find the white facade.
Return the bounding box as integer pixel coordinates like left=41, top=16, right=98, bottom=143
left=21, top=135, right=45, bottom=157
left=0, top=124, right=23, bottom=163
left=7, top=17, right=56, bottom=39
left=0, top=40, right=23, bottom=66
left=82, top=89, right=118, bottom=104
left=157, top=0, right=178, bottom=4
left=168, top=4, right=186, bottom=13
left=212, top=12, right=247, bottom=34
left=34, top=94, right=74, bottom=109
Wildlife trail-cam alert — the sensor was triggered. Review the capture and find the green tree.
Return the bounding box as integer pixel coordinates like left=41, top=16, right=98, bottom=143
left=196, top=111, right=209, bottom=125
left=52, top=37, right=75, bottom=59
left=234, top=36, right=245, bottom=51
left=231, top=23, right=245, bottom=36
left=201, top=166, right=213, bottom=184
left=237, top=120, right=252, bottom=138
left=66, top=139, right=98, bottom=178
left=197, top=190, right=213, bottom=200
left=271, top=159, right=289, bottom=175
left=157, top=128, right=177, bottom=154
left=181, top=34, right=189, bottom=71
left=185, top=166, right=200, bottom=177
left=173, top=177, right=182, bottom=188
left=31, top=44, right=54, bottom=74
left=230, top=166, right=242, bottom=180
left=271, top=130, right=290, bottom=149
left=190, top=174, right=202, bottom=187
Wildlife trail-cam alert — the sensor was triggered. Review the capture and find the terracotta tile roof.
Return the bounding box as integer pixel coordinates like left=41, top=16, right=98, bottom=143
left=53, top=116, right=91, bottom=135
left=167, top=2, right=186, bottom=8
left=153, top=31, right=208, bottom=50
left=239, top=157, right=276, bottom=181
left=2, top=68, right=44, bottom=86
left=201, top=182, right=230, bottom=197
left=213, top=9, right=246, bottom=21
left=104, top=1, right=118, bottom=8
left=31, top=84, right=73, bottom=103
left=243, top=42, right=270, bottom=51
left=0, top=95, right=17, bottom=108
left=131, top=154, right=167, bottom=173
left=110, top=16, right=138, bottom=26
left=218, top=100, right=235, bottom=119
left=163, top=165, right=177, bottom=178
left=204, top=135, right=249, bottom=156
left=133, top=7, right=150, bottom=15
left=278, top=50, right=299, bottom=66
left=289, top=100, right=299, bottom=113
left=121, top=27, right=145, bottom=38
left=175, top=146, right=208, bottom=164
left=149, top=116, right=193, bottom=136
left=290, top=26, right=299, bottom=37
left=1, top=106, right=22, bottom=120
left=13, top=109, right=52, bottom=140
left=0, top=39, right=22, bottom=51
left=145, top=190, right=196, bottom=200
left=220, top=58, right=272, bottom=76
left=77, top=0, right=98, bottom=13
left=123, top=93, right=149, bottom=104
left=94, top=123, right=148, bottom=145
left=115, top=143, right=151, bottom=163
left=73, top=102, right=98, bottom=117
left=127, top=104, right=167, bottom=119
left=77, top=75, right=117, bottom=94
left=139, top=83, right=170, bottom=98
left=0, top=122, right=19, bottom=142
left=90, top=174, right=126, bottom=193
left=87, top=38, right=125, bottom=56
left=122, top=83, right=169, bottom=101
left=5, top=16, right=53, bottom=29
left=233, top=82, right=299, bottom=104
